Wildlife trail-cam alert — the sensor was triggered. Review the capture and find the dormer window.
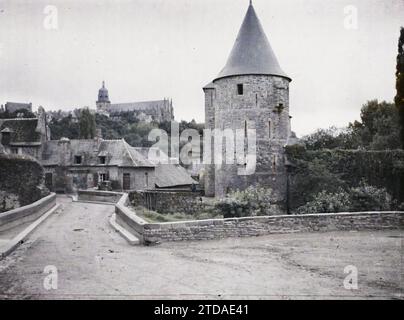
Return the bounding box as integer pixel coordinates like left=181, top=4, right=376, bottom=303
left=99, top=156, right=106, bottom=164
left=74, top=155, right=82, bottom=165
left=237, top=84, right=244, bottom=95
left=1, top=127, right=13, bottom=146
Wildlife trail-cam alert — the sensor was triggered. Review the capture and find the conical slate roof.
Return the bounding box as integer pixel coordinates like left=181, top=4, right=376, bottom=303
left=215, top=3, right=290, bottom=82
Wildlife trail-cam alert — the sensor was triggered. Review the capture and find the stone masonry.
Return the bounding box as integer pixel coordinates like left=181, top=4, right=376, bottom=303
left=204, top=3, right=293, bottom=207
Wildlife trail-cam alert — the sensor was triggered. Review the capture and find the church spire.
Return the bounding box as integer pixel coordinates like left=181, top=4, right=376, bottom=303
left=214, top=2, right=290, bottom=81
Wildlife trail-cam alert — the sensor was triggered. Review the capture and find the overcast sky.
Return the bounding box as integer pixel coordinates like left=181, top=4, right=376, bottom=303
left=0, top=0, right=403, bottom=136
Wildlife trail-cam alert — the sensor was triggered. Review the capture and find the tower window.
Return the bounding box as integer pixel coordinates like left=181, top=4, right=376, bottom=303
left=237, top=84, right=244, bottom=95
left=268, top=120, right=272, bottom=138
left=74, top=155, right=82, bottom=165
left=244, top=120, right=248, bottom=138
left=272, top=155, right=277, bottom=173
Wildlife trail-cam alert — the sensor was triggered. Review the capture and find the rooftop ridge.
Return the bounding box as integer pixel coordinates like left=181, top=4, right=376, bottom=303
left=122, top=139, right=137, bottom=166
left=110, top=99, right=170, bottom=106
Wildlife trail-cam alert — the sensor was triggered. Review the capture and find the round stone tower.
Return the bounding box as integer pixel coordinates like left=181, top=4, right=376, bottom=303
left=203, top=2, right=292, bottom=207
left=96, top=81, right=111, bottom=113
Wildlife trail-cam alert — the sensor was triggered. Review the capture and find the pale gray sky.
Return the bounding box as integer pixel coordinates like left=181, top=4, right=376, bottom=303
left=0, top=0, right=403, bottom=135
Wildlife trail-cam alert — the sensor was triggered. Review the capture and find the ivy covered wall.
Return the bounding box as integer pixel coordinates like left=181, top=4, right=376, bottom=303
left=285, top=146, right=404, bottom=211
left=0, top=154, right=49, bottom=212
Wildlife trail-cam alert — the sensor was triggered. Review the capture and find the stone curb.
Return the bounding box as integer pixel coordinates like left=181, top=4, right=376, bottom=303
left=0, top=204, right=60, bottom=260
left=109, top=213, right=140, bottom=245
left=73, top=200, right=116, bottom=206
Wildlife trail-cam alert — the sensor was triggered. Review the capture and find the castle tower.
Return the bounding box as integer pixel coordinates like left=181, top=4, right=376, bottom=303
left=203, top=2, right=292, bottom=206
left=96, top=81, right=111, bottom=112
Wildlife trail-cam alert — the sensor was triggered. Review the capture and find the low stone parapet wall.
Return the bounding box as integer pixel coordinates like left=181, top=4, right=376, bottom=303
left=115, top=193, right=146, bottom=242
left=77, top=190, right=123, bottom=204
left=0, top=193, right=56, bottom=233
left=124, top=210, right=404, bottom=245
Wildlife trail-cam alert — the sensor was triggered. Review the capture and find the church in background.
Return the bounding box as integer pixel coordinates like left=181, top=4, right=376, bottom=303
left=96, top=81, right=174, bottom=123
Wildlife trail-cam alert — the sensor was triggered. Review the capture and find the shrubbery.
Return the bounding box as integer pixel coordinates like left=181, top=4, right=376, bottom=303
left=0, top=154, right=49, bottom=212
left=295, top=189, right=351, bottom=214
left=214, top=186, right=275, bottom=218
left=349, top=182, right=393, bottom=212
left=286, top=145, right=404, bottom=209
left=295, top=182, right=395, bottom=214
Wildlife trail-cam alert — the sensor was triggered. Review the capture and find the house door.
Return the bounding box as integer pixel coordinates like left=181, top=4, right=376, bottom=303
left=123, top=173, right=131, bottom=190
left=45, top=173, right=53, bottom=191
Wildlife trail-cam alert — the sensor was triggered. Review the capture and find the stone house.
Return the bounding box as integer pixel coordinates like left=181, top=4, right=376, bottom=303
left=40, top=138, right=197, bottom=193
left=0, top=106, right=50, bottom=158
left=40, top=138, right=156, bottom=193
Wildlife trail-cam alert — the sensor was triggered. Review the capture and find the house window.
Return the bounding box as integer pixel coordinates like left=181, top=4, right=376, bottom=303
left=74, top=155, right=82, bottom=165
left=45, top=173, right=53, bottom=190
left=11, top=147, right=18, bottom=154
left=99, top=156, right=106, bottom=164
left=1, top=132, right=11, bottom=145
left=99, top=173, right=107, bottom=182
left=145, top=172, right=149, bottom=187
left=237, top=84, right=244, bottom=95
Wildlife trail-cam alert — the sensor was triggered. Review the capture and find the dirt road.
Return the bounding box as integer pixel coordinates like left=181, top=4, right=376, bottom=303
left=0, top=196, right=402, bottom=299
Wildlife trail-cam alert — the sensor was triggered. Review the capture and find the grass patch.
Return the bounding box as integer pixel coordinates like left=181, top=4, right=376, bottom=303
left=133, top=206, right=223, bottom=223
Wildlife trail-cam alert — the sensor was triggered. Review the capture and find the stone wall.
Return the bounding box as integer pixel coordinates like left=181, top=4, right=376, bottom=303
left=0, top=154, right=49, bottom=212
left=116, top=206, right=404, bottom=244
left=0, top=193, right=56, bottom=233
left=129, top=190, right=206, bottom=214
left=78, top=190, right=123, bottom=204
left=204, top=75, right=291, bottom=202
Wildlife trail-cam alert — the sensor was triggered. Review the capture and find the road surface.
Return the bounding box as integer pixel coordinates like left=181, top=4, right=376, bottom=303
left=0, top=196, right=402, bottom=299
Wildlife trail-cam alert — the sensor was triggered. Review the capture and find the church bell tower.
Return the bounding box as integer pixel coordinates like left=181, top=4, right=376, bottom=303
left=96, top=81, right=111, bottom=113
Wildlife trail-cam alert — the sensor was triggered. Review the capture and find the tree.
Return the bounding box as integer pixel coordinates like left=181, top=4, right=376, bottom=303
left=48, top=114, right=79, bottom=139
left=395, top=27, right=404, bottom=148
left=79, top=108, right=96, bottom=139
left=351, top=100, right=401, bottom=150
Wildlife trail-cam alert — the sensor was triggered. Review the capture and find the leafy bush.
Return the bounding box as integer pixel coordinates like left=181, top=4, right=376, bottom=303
left=295, top=189, right=351, bottom=214
left=295, top=182, right=394, bottom=214
left=214, top=186, right=274, bottom=218
left=349, top=182, right=392, bottom=211
left=286, top=146, right=404, bottom=208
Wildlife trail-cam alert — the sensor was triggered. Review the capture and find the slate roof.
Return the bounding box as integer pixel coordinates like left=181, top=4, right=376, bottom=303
left=41, top=139, right=155, bottom=167
left=0, top=118, right=41, bottom=143
left=135, top=147, right=198, bottom=187
left=154, top=163, right=198, bottom=188
left=215, top=3, right=290, bottom=82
